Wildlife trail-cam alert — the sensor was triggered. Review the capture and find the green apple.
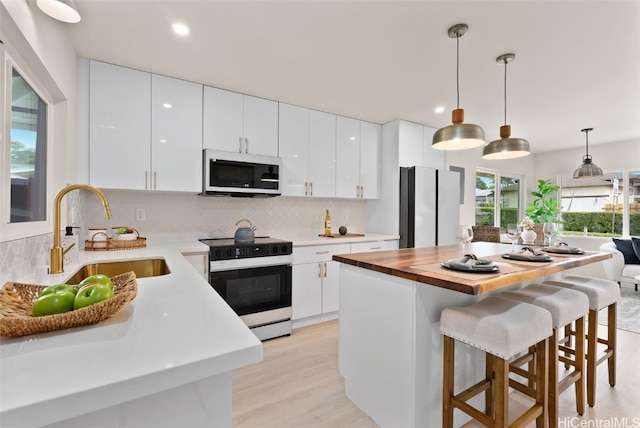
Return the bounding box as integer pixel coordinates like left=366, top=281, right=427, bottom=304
left=78, top=274, right=114, bottom=290
left=39, top=284, right=77, bottom=297
left=73, top=284, right=115, bottom=310
left=32, top=291, right=75, bottom=317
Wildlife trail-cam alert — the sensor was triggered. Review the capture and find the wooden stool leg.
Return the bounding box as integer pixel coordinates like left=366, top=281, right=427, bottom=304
left=608, top=303, right=617, bottom=387
left=535, top=338, right=548, bottom=428
left=575, top=316, right=585, bottom=415
left=485, top=353, right=494, bottom=418
left=494, top=357, right=508, bottom=428
left=587, top=309, right=597, bottom=407
left=443, top=336, right=455, bottom=428
left=563, top=323, right=572, bottom=370
left=548, top=330, right=559, bottom=428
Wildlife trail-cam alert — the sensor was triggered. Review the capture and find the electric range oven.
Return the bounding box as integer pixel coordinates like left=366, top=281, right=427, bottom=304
left=199, top=237, right=293, bottom=341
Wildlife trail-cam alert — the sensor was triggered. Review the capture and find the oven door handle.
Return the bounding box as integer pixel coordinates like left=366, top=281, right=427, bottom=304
left=210, top=255, right=293, bottom=271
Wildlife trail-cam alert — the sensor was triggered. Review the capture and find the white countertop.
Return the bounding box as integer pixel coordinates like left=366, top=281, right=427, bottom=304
left=288, top=233, right=399, bottom=247
left=0, top=241, right=262, bottom=427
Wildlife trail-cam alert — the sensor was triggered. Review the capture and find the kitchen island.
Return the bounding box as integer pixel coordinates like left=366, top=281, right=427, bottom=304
left=0, top=242, right=262, bottom=428
left=333, top=242, right=611, bottom=428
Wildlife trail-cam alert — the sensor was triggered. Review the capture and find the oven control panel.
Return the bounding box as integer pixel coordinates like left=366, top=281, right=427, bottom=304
left=202, top=238, right=293, bottom=261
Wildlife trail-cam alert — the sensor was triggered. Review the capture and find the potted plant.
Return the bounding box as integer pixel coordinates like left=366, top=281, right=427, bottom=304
left=525, top=179, right=561, bottom=224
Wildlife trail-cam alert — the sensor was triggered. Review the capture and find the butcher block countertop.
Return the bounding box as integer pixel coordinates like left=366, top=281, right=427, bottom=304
left=332, top=241, right=611, bottom=295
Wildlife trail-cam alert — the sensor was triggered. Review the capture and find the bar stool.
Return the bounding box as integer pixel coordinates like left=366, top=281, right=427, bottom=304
left=543, top=275, right=620, bottom=407
left=500, top=283, right=589, bottom=427
left=440, top=296, right=552, bottom=428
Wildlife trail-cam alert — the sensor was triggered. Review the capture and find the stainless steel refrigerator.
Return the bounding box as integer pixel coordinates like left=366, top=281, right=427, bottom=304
left=399, top=166, right=460, bottom=248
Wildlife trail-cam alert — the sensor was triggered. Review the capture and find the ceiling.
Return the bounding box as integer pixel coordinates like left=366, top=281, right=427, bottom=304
left=64, top=0, right=640, bottom=154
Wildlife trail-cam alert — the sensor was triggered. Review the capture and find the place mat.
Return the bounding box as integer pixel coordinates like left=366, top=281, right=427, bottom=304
left=485, top=254, right=555, bottom=266
left=410, top=261, right=525, bottom=280
left=543, top=245, right=585, bottom=254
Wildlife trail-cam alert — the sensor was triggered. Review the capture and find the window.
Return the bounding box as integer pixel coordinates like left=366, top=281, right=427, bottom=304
left=10, top=67, right=47, bottom=223
left=475, top=170, right=522, bottom=227
left=630, top=171, right=640, bottom=237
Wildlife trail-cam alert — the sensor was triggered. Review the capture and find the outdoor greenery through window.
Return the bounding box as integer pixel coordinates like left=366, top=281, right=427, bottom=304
left=10, top=67, right=47, bottom=223
left=559, top=171, right=640, bottom=237
left=475, top=171, right=521, bottom=227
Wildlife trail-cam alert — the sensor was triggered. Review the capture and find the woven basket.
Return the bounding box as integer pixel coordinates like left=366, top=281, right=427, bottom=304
left=0, top=271, right=137, bottom=338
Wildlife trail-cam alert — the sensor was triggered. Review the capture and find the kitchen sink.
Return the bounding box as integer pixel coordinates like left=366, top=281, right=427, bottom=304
left=65, top=258, right=171, bottom=284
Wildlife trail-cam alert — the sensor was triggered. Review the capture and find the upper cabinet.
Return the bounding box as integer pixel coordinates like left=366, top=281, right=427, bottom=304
left=151, top=74, right=203, bottom=192
left=279, top=103, right=336, bottom=197
left=397, top=120, right=444, bottom=170
left=336, top=117, right=381, bottom=199
left=88, top=61, right=202, bottom=191
left=203, top=86, right=278, bottom=156
left=89, top=61, right=151, bottom=190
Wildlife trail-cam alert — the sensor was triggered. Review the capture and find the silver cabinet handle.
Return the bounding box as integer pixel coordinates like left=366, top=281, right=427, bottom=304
left=145, top=171, right=149, bottom=190
left=238, top=137, right=243, bottom=153
left=154, top=171, right=157, bottom=190
left=318, top=262, right=322, bottom=278
left=316, top=250, right=329, bottom=255
left=245, top=138, right=249, bottom=153
left=324, top=262, right=327, bottom=278
left=310, top=182, right=313, bottom=196
left=370, top=246, right=382, bottom=250
left=305, top=182, right=309, bottom=196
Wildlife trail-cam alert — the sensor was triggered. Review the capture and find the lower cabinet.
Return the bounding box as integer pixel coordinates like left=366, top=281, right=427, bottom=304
left=292, top=243, right=350, bottom=321
left=182, top=252, right=209, bottom=280
left=292, top=240, right=398, bottom=324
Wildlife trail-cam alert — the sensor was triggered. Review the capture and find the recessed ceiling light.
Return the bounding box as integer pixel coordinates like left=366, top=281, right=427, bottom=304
left=172, top=23, right=190, bottom=36
left=434, top=106, right=445, bottom=114
left=163, top=103, right=172, bottom=109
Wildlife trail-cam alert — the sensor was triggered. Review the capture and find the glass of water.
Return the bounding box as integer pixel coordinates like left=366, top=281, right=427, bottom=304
left=456, top=225, right=474, bottom=255
left=505, top=224, right=521, bottom=251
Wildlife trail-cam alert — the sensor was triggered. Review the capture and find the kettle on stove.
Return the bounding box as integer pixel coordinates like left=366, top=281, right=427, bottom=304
left=234, top=219, right=256, bottom=243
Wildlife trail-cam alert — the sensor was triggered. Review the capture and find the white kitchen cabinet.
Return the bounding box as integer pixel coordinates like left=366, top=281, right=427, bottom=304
left=359, top=120, right=381, bottom=199
left=279, top=104, right=336, bottom=197
left=203, top=86, right=278, bottom=156
left=151, top=74, right=203, bottom=191
left=88, top=61, right=203, bottom=191
left=89, top=61, right=151, bottom=190
left=336, top=116, right=381, bottom=199
left=422, top=125, right=444, bottom=169
left=398, top=120, right=424, bottom=168
left=350, top=239, right=398, bottom=254
left=292, top=243, right=350, bottom=321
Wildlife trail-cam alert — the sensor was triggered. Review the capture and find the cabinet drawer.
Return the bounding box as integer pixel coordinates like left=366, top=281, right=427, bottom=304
left=293, top=243, right=351, bottom=264
left=350, top=240, right=398, bottom=253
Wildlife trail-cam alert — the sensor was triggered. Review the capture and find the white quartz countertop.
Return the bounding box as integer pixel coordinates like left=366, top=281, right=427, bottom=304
left=289, top=233, right=399, bottom=247
left=0, top=241, right=262, bottom=427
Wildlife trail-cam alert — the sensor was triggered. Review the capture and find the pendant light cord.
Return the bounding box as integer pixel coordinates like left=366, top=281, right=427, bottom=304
left=456, top=32, right=460, bottom=109
left=584, top=129, right=590, bottom=156
left=503, top=59, right=508, bottom=126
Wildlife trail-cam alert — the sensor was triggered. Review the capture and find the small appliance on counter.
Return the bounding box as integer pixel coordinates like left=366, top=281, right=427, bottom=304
left=199, top=236, right=293, bottom=341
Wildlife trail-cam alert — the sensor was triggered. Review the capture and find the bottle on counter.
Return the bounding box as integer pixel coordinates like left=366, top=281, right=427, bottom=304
left=324, top=209, right=332, bottom=236
left=62, top=226, right=80, bottom=265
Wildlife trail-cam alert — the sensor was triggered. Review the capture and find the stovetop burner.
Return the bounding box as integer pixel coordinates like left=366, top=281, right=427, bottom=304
left=199, top=236, right=293, bottom=260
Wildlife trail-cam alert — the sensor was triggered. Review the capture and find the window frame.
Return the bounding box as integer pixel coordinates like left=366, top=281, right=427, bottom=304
left=1, top=43, right=53, bottom=242
left=475, top=167, right=525, bottom=227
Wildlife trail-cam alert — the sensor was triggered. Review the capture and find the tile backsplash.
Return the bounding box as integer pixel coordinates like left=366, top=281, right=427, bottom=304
left=0, top=190, right=366, bottom=283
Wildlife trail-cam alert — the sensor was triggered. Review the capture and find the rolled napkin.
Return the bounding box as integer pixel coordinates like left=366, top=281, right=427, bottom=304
left=442, top=254, right=499, bottom=272
left=543, top=242, right=585, bottom=254
left=502, top=246, right=552, bottom=262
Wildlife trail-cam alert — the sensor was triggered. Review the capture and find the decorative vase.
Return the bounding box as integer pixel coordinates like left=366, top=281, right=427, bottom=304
left=521, top=229, right=537, bottom=245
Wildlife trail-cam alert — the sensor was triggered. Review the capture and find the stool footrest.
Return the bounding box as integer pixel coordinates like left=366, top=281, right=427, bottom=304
left=451, top=397, right=493, bottom=427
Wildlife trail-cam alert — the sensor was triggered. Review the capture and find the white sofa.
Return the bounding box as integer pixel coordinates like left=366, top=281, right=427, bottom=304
left=599, top=242, right=640, bottom=291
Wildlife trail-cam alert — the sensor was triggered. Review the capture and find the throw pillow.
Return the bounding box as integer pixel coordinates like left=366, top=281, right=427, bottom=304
left=612, top=238, right=640, bottom=264
left=632, top=237, right=640, bottom=263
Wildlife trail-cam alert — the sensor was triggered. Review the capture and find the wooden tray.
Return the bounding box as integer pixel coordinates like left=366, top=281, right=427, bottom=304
left=319, top=233, right=366, bottom=238
left=85, top=237, right=146, bottom=251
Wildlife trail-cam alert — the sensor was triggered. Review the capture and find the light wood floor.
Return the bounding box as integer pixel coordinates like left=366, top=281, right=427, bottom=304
left=233, top=320, right=640, bottom=427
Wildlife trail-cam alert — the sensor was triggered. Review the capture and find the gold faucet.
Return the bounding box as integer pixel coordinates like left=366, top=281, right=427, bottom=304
left=50, top=184, right=112, bottom=274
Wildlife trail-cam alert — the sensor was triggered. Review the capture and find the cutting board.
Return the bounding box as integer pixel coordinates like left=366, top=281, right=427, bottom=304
left=319, top=233, right=365, bottom=238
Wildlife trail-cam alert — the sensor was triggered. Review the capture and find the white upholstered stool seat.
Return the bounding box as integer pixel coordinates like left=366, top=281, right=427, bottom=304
left=500, top=283, right=589, bottom=426
left=441, top=296, right=553, bottom=428
left=543, top=275, right=620, bottom=407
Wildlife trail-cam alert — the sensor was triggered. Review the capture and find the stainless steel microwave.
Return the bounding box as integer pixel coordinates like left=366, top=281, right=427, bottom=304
left=202, top=149, right=282, bottom=197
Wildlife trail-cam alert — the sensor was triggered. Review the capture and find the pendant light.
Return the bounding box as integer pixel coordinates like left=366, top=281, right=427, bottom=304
left=482, top=53, right=530, bottom=159
left=36, top=0, right=81, bottom=23
left=573, top=128, right=603, bottom=178
left=432, top=23, right=485, bottom=151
